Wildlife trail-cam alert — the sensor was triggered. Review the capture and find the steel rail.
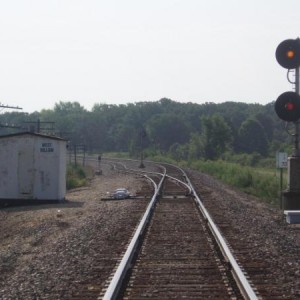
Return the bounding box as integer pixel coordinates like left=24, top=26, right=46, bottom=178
left=183, top=170, right=259, bottom=300
left=103, top=158, right=167, bottom=180
left=102, top=170, right=166, bottom=300
left=165, top=174, right=192, bottom=195
left=158, top=162, right=258, bottom=299
left=94, top=158, right=258, bottom=299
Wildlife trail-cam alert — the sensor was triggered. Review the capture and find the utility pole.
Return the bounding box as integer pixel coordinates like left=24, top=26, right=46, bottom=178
left=0, top=103, right=22, bottom=110
left=23, top=120, right=55, bottom=134
left=0, top=103, right=23, bottom=130
left=139, top=128, right=146, bottom=168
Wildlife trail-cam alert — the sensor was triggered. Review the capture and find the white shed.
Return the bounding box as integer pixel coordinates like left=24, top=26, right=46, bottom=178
left=0, top=132, right=67, bottom=201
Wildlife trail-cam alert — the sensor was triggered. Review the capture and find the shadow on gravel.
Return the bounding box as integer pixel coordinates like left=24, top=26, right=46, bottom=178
left=0, top=199, right=84, bottom=211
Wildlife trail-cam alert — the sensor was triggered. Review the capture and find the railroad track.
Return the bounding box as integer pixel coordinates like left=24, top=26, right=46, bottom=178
left=1, top=155, right=297, bottom=299
left=99, top=160, right=259, bottom=299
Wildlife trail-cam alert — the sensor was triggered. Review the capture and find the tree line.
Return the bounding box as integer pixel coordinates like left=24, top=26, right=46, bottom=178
left=0, top=98, right=292, bottom=162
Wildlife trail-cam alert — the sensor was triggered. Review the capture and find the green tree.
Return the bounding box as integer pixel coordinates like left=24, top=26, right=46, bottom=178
left=0, top=99, right=290, bottom=160
left=201, top=114, right=233, bottom=160
left=187, top=133, right=204, bottom=160
left=238, top=118, right=269, bottom=156
left=146, top=113, right=191, bottom=152
left=168, top=143, right=189, bottom=161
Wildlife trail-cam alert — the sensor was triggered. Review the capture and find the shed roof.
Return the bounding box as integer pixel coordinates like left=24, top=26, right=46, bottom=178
left=0, top=132, right=66, bottom=141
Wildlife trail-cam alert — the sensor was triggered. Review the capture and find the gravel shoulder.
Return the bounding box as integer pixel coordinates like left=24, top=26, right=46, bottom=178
left=187, top=169, right=300, bottom=299
left=1, top=163, right=300, bottom=299
left=0, top=164, right=148, bottom=299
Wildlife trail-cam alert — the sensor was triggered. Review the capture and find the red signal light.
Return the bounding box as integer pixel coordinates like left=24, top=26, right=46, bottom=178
left=285, top=102, right=295, bottom=111
left=275, top=92, right=300, bottom=122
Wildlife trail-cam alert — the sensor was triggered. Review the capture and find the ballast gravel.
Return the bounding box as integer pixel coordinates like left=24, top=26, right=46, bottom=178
left=0, top=164, right=148, bottom=300
left=0, top=162, right=299, bottom=299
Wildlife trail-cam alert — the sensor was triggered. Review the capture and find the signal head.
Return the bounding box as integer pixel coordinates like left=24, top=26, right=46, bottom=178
left=275, top=91, right=300, bottom=122
left=275, top=39, right=300, bottom=69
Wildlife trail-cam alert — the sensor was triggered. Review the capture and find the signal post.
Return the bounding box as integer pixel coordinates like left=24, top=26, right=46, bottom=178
left=285, top=63, right=300, bottom=210
left=275, top=38, right=300, bottom=211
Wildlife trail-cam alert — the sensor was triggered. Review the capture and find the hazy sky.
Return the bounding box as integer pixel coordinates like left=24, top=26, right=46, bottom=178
left=0, top=0, right=299, bottom=113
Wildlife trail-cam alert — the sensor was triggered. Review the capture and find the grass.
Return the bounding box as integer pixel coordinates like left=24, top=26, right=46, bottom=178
left=184, top=159, right=285, bottom=206
left=66, top=164, right=93, bottom=189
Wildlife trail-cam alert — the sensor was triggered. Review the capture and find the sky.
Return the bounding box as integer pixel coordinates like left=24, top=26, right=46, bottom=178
left=0, top=0, right=299, bottom=113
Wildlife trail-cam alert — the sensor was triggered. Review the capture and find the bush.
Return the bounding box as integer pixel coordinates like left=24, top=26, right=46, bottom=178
left=66, top=164, right=88, bottom=189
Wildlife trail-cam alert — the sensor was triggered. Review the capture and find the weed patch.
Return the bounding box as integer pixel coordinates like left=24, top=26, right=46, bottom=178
left=187, top=160, right=282, bottom=206
left=66, top=165, right=89, bottom=189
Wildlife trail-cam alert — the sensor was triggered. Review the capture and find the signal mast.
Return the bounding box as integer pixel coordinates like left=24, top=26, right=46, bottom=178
left=275, top=38, right=300, bottom=211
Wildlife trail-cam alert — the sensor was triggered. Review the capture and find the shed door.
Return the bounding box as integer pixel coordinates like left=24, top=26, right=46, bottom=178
left=18, top=143, right=35, bottom=198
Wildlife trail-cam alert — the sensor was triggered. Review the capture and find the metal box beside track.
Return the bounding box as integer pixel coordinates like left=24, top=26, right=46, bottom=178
left=0, top=132, right=67, bottom=201
left=284, top=210, right=300, bottom=224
